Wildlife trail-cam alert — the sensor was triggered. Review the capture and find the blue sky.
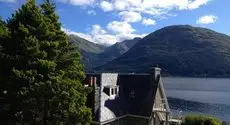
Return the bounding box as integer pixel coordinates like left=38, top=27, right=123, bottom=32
left=0, top=0, right=229, bottom=45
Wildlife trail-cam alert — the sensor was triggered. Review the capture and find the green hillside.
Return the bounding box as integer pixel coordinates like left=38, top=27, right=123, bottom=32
left=96, top=25, right=230, bottom=77
left=101, top=37, right=141, bottom=61
left=69, top=34, right=106, bottom=54
left=69, top=35, right=140, bottom=70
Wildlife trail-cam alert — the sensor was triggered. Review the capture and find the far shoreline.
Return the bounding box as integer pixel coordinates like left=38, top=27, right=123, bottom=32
left=161, top=74, right=230, bottom=78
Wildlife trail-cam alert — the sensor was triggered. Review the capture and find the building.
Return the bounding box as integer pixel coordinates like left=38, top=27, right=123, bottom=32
left=83, top=68, right=181, bottom=125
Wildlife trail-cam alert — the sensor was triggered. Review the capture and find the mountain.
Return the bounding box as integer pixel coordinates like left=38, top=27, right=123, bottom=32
left=96, top=25, right=230, bottom=77
left=68, top=35, right=141, bottom=70
left=69, top=35, right=105, bottom=54
left=68, top=35, right=106, bottom=70
left=102, top=37, right=141, bottom=60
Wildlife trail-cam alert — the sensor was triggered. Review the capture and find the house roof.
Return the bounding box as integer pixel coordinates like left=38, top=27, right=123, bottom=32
left=84, top=73, right=160, bottom=122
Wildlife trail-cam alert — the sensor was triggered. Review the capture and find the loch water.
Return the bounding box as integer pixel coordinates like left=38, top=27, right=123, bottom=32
left=163, top=77, right=230, bottom=121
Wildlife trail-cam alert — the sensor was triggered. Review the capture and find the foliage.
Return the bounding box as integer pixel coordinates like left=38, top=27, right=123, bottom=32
left=182, top=115, right=221, bottom=125
left=0, top=0, right=91, bottom=124
left=222, top=121, right=230, bottom=125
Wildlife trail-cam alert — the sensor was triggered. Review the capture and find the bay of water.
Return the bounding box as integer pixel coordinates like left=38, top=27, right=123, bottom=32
left=163, top=77, right=230, bottom=121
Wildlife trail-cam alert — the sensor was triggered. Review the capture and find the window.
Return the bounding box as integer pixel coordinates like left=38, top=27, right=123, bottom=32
left=103, top=87, right=110, bottom=95
left=103, top=86, right=119, bottom=97
left=111, top=88, right=115, bottom=95
left=115, top=88, right=117, bottom=95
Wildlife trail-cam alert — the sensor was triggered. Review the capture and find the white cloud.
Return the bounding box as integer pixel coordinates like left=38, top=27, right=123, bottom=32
left=142, top=18, right=156, bottom=26
left=61, top=25, right=117, bottom=45
left=104, top=0, right=211, bottom=17
left=57, top=0, right=212, bottom=45
left=87, top=10, right=96, bottom=15
left=116, top=33, right=147, bottom=42
left=62, top=23, right=147, bottom=45
left=139, top=0, right=210, bottom=10
left=119, top=11, right=142, bottom=23
left=107, top=21, right=135, bottom=34
left=0, top=0, right=16, bottom=3
left=188, top=0, right=210, bottom=9
left=75, top=32, right=94, bottom=42
left=141, top=0, right=186, bottom=9
left=91, top=24, right=107, bottom=35
left=100, top=1, right=113, bottom=12
left=61, top=27, right=94, bottom=41
left=196, top=15, right=218, bottom=24
left=114, top=0, right=128, bottom=10
left=88, top=25, right=118, bottom=44
left=93, top=34, right=118, bottom=45
left=141, top=8, right=167, bottom=16
left=58, top=0, right=94, bottom=6
left=58, top=0, right=212, bottom=24
left=61, top=27, right=77, bottom=35
left=58, top=0, right=211, bottom=10
left=106, top=21, right=147, bottom=42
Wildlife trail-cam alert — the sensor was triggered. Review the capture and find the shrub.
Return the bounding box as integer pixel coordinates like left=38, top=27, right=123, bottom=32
left=182, top=115, right=221, bottom=125
left=222, top=121, right=230, bottom=125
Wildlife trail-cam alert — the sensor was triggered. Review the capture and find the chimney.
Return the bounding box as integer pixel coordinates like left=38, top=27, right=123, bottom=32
left=90, top=77, right=93, bottom=87
left=151, top=67, right=161, bottom=84
left=93, top=77, right=97, bottom=87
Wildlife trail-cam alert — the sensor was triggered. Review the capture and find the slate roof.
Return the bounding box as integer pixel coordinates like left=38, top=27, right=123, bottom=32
left=84, top=73, right=160, bottom=122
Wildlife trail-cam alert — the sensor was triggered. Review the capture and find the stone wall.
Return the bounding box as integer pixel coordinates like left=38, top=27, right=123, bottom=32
left=99, top=73, right=118, bottom=122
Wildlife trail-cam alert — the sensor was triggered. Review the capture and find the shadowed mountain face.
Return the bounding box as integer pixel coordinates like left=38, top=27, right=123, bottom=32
left=102, top=37, right=141, bottom=60
left=69, top=35, right=106, bottom=54
left=69, top=35, right=141, bottom=71
left=68, top=35, right=106, bottom=70
left=96, top=25, right=230, bottom=77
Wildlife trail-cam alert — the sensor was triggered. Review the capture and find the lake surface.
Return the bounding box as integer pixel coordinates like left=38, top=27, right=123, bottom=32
left=163, top=77, right=230, bottom=121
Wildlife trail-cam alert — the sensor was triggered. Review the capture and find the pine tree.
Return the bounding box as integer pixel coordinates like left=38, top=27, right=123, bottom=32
left=0, top=16, right=12, bottom=124
left=0, top=0, right=91, bottom=124
left=40, top=0, right=92, bottom=124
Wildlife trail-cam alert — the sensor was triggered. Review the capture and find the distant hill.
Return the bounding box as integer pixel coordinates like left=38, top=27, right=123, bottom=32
left=96, top=25, right=230, bottom=77
left=68, top=35, right=141, bottom=70
left=69, top=35, right=105, bottom=54
left=102, top=37, right=141, bottom=60
left=68, top=35, right=106, bottom=70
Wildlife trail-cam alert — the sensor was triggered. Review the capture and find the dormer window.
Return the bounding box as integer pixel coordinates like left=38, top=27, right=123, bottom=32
left=103, top=85, right=119, bottom=98
left=129, top=89, right=135, bottom=98
left=111, top=88, right=115, bottom=95
left=114, top=87, right=118, bottom=95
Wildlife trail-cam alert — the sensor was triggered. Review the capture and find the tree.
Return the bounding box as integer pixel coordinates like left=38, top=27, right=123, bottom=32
left=0, top=16, right=12, bottom=124
left=0, top=0, right=91, bottom=124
